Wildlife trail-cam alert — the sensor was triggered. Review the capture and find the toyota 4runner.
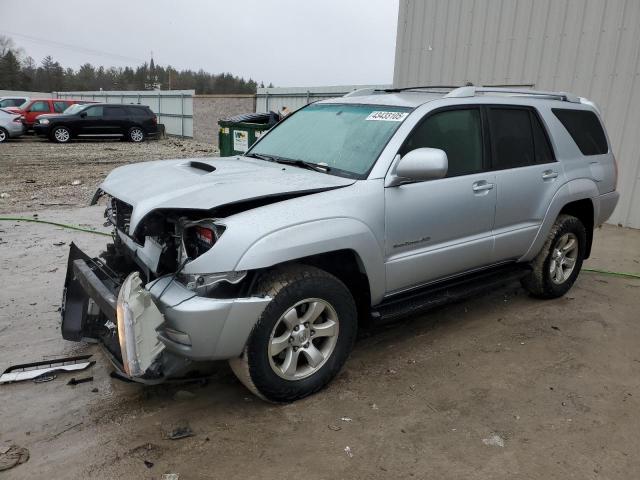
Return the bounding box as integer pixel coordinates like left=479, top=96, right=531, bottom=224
left=61, top=86, right=619, bottom=402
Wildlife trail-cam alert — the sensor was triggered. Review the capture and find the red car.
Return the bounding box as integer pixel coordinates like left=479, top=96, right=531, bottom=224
left=6, top=99, right=87, bottom=129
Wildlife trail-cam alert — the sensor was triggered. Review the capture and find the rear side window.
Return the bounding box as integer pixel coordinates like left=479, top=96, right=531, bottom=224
left=552, top=108, right=608, bottom=155
left=104, top=106, right=127, bottom=117
left=128, top=106, right=151, bottom=117
left=401, top=108, right=484, bottom=177
left=488, top=107, right=555, bottom=169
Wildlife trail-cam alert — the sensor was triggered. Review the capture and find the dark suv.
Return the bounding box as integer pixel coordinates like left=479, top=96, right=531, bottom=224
left=33, top=103, right=158, bottom=143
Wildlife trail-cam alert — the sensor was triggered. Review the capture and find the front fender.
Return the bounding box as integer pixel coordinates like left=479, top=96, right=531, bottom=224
left=520, top=178, right=599, bottom=261
left=234, top=217, right=386, bottom=304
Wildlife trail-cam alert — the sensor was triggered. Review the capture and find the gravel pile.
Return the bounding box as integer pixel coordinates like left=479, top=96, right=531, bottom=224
left=0, top=136, right=219, bottom=214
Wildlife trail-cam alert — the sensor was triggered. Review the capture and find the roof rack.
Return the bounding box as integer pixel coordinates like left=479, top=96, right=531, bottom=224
left=377, top=85, right=462, bottom=93
left=445, top=86, right=580, bottom=103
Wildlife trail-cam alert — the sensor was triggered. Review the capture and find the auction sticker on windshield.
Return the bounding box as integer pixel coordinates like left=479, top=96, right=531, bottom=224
left=365, top=111, right=409, bottom=122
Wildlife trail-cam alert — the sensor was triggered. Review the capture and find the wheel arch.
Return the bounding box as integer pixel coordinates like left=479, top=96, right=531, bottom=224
left=521, top=179, right=599, bottom=261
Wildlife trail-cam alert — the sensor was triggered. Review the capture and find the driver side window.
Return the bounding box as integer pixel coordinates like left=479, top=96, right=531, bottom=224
left=400, top=108, right=484, bottom=177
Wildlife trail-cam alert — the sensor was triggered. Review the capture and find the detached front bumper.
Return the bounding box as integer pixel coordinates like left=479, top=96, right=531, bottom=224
left=61, top=243, right=270, bottom=382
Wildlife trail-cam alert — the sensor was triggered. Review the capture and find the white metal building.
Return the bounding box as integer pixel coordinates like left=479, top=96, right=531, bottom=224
left=394, top=0, right=640, bottom=228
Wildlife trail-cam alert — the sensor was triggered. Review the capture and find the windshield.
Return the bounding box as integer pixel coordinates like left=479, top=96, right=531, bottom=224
left=0, top=98, right=25, bottom=108
left=63, top=104, right=85, bottom=115
left=248, top=103, right=411, bottom=177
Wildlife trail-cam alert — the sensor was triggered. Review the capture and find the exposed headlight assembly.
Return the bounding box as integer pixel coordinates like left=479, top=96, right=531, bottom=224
left=38, top=118, right=50, bottom=125
left=180, top=219, right=225, bottom=261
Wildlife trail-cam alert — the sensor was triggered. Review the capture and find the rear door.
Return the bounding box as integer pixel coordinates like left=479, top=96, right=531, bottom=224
left=53, top=100, right=69, bottom=114
left=487, top=106, right=564, bottom=261
left=103, top=106, right=129, bottom=136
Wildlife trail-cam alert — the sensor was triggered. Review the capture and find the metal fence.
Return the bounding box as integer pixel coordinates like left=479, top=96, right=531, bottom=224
left=255, top=85, right=391, bottom=113
left=54, top=90, right=194, bottom=137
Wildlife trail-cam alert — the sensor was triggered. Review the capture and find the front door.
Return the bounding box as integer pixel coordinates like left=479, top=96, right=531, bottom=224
left=385, top=107, right=497, bottom=293
left=78, top=105, right=105, bottom=135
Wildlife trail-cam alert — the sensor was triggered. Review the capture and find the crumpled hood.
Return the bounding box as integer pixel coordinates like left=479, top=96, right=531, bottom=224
left=99, top=156, right=355, bottom=232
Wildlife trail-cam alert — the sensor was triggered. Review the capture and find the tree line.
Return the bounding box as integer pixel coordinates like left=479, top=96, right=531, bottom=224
left=0, top=36, right=270, bottom=94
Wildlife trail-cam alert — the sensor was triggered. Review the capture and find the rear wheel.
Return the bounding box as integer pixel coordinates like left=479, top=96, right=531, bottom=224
left=51, top=126, right=71, bottom=143
left=522, top=214, right=586, bottom=298
left=0, top=127, right=8, bottom=143
left=128, top=127, right=145, bottom=143
left=229, top=264, right=357, bottom=402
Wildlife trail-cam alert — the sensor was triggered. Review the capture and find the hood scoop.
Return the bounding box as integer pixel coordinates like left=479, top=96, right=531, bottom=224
left=187, top=161, right=216, bottom=173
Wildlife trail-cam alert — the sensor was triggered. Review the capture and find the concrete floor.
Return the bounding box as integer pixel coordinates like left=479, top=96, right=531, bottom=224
left=1, top=206, right=639, bottom=479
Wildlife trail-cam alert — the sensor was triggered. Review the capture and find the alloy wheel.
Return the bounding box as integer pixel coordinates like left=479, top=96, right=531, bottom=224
left=54, top=128, right=70, bottom=143
left=549, top=232, right=578, bottom=284
left=130, top=128, right=144, bottom=142
left=268, top=298, right=339, bottom=380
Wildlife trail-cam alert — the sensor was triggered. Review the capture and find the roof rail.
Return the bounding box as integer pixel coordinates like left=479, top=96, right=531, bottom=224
left=343, top=88, right=383, bottom=98
left=378, top=85, right=462, bottom=93
left=445, top=86, right=581, bottom=103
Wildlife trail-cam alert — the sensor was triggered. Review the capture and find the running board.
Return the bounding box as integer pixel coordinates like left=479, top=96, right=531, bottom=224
left=371, top=263, right=530, bottom=324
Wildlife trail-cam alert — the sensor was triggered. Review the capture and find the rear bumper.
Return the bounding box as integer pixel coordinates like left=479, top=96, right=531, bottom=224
left=61, top=243, right=270, bottom=382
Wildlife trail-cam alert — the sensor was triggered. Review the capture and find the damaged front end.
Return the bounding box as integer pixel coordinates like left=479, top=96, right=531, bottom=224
left=61, top=195, right=270, bottom=384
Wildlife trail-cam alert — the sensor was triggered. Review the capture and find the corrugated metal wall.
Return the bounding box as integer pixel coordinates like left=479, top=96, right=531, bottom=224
left=394, top=0, right=640, bottom=228
left=55, top=90, right=194, bottom=137
left=256, top=85, right=391, bottom=113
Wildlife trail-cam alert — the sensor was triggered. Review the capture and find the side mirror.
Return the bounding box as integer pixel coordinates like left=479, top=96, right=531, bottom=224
left=80, top=112, right=87, bottom=118
left=387, top=148, right=448, bottom=186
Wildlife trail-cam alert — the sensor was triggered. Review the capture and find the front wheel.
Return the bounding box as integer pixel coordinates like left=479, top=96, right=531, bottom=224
left=128, top=127, right=145, bottom=143
left=522, top=214, right=586, bottom=298
left=51, top=126, right=71, bottom=143
left=229, top=265, right=357, bottom=402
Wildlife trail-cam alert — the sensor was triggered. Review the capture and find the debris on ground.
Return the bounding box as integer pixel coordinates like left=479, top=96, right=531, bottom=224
left=482, top=433, right=505, bottom=447
left=344, top=446, right=353, bottom=458
left=71, top=180, right=82, bottom=186
left=0, top=444, right=30, bottom=471
left=163, top=421, right=195, bottom=440
left=144, top=460, right=154, bottom=468
left=340, top=417, right=353, bottom=422
left=162, top=474, right=180, bottom=480
left=0, top=355, right=94, bottom=384
left=328, top=424, right=342, bottom=431
left=67, top=376, right=93, bottom=385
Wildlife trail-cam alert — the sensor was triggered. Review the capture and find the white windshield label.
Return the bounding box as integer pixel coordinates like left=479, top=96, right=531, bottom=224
left=365, top=111, right=408, bottom=122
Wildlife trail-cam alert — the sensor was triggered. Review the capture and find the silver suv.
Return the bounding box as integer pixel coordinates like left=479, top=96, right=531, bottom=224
left=61, top=86, right=619, bottom=402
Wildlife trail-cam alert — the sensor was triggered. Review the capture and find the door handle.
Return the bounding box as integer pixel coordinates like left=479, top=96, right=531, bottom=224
left=472, top=181, right=494, bottom=193
left=542, top=170, right=558, bottom=180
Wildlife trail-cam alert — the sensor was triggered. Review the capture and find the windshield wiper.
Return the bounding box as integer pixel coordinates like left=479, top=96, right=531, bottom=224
left=272, top=158, right=331, bottom=173
left=246, top=152, right=278, bottom=162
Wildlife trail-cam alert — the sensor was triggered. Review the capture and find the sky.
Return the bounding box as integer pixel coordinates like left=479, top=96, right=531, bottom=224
left=0, top=0, right=399, bottom=87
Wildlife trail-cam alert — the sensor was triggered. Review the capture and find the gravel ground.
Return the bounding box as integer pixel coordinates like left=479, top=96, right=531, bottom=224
left=0, top=136, right=218, bottom=214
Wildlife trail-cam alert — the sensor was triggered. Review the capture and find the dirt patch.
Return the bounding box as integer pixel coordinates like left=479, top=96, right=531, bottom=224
left=0, top=136, right=218, bottom=214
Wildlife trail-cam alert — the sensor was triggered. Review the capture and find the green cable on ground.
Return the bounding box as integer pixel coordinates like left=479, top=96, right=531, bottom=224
left=0, top=216, right=111, bottom=237
left=583, top=268, right=640, bottom=280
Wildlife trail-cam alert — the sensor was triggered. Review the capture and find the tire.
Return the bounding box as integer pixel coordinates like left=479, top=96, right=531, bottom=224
left=229, top=264, right=357, bottom=402
left=521, top=214, right=586, bottom=299
left=0, top=127, right=8, bottom=143
left=51, top=126, right=71, bottom=143
left=128, top=126, right=145, bottom=143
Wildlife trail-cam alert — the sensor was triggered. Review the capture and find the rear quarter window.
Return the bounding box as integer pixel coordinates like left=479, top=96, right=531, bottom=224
left=552, top=108, right=608, bottom=155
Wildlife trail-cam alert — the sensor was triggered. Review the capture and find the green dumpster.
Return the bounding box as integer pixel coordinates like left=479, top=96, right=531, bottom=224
left=218, top=112, right=279, bottom=157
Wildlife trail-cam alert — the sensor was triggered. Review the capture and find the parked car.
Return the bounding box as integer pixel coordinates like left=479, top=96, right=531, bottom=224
left=0, top=96, right=29, bottom=109
left=61, top=86, right=619, bottom=402
left=0, top=108, right=26, bottom=142
left=6, top=98, right=85, bottom=129
left=34, top=103, right=158, bottom=143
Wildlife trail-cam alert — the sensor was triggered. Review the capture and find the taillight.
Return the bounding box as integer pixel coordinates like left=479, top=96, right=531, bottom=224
left=13, top=116, right=22, bottom=123
left=152, top=116, right=158, bottom=125
left=195, top=226, right=214, bottom=245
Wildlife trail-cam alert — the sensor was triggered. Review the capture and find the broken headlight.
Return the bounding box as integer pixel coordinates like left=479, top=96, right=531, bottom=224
left=181, top=271, right=247, bottom=296
left=181, top=220, right=225, bottom=260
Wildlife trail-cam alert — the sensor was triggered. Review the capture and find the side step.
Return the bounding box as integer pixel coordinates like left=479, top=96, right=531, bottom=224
left=371, top=263, right=530, bottom=324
